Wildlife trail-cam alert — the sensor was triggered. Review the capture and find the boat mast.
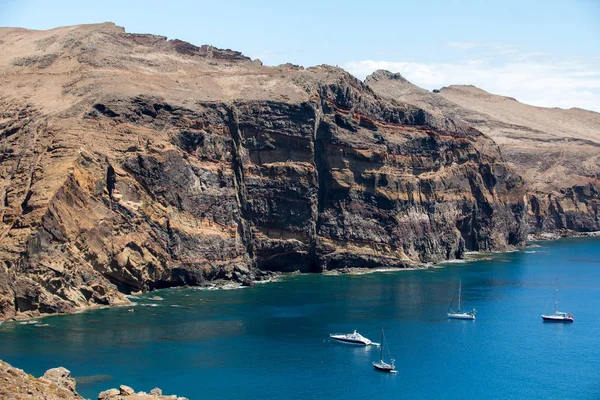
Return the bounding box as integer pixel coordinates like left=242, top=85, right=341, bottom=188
left=380, top=330, right=384, bottom=361
left=554, top=278, right=558, bottom=315
left=458, top=279, right=462, bottom=312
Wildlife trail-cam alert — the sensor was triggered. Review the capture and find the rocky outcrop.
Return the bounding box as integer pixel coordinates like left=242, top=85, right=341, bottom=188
left=366, top=70, right=600, bottom=235
left=97, top=384, right=187, bottom=399
left=0, top=360, right=82, bottom=399
left=0, top=23, right=528, bottom=320
left=40, top=367, right=79, bottom=395
left=0, top=360, right=185, bottom=400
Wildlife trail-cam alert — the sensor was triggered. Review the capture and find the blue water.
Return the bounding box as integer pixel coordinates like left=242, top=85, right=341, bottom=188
left=1, top=237, right=599, bottom=399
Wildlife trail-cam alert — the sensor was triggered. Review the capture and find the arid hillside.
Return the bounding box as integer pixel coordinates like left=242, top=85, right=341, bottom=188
left=367, top=70, right=600, bottom=233
left=1, top=23, right=527, bottom=320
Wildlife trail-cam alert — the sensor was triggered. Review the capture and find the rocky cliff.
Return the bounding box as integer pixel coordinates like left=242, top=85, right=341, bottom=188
left=0, top=23, right=527, bottom=320
left=366, top=70, right=600, bottom=235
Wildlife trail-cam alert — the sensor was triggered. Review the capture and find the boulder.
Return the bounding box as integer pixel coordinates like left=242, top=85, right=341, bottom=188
left=98, top=388, right=120, bottom=399
left=120, top=384, right=135, bottom=395
left=41, top=367, right=77, bottom=393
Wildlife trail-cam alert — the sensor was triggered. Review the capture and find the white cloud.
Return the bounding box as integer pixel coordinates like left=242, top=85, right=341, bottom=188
left=446, top=41, right=480, bottom=50
left=489, top=42, right=521, bottom=55
left=344, top=53, right=600, bottom=112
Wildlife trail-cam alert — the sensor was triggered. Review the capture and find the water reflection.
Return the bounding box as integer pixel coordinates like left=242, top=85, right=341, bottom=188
left=74, top=374, right=113, bottom=386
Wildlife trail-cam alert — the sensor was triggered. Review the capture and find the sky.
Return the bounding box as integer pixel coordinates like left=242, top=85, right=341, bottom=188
left=1, top=0, right=599, bottom=111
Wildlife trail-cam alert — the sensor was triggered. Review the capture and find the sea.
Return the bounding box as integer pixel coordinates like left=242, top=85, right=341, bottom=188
left=1, top=237, right=599, bottom=399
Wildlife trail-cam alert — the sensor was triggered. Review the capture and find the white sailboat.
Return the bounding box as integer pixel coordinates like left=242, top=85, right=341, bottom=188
left=372, top=329, right=396, bottom=373
left=542, top=279, right=574, bottom=322
left=447, top=279, right=476, bottom=320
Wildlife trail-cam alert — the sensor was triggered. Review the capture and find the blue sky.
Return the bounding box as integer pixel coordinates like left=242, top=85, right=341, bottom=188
left=1, top=0, right=599, bottom=111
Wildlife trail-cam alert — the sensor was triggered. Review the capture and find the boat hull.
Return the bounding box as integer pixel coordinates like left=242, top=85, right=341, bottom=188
left=330, top=337, right=370, bottom=345
left=329, top=332, right=372, bottom=345
left=542, top=315, right=574, bottom=323
left=447, top=313, right=475, bottom=320
left=372, top=361, right=395, bottom=372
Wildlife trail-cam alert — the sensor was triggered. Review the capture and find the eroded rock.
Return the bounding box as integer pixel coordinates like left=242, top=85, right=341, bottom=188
left=120, top=385, right=135, bottom=395
left=0, top=360, right=83, bottom=399
left=0, top=23, right=531, bottom=321
left=98, top=388, right=121, bottom=400
left=366, top=69, right=600, bottom=236
left=40, top=367, right=78, bottom=394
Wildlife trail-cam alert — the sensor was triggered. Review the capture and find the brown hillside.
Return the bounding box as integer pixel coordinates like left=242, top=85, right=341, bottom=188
left=367, top=70, right=600, bottom=233
left=0, top=23, right=526, bottom=320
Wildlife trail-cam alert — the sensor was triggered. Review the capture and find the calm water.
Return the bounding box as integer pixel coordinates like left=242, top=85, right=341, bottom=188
left=1, top=237, right=600, bottom=399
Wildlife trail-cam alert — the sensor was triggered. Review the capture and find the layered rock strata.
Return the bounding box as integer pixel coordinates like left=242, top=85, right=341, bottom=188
left=0, top=23, right=527, bottom=319
left=366, top=70, right=600, bottom=235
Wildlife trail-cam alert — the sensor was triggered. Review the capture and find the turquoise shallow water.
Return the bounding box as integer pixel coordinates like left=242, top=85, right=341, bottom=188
left=1, top=237, right=600, bottom=399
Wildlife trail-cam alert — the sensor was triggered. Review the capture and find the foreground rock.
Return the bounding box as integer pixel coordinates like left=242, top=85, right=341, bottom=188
left=98, top=384, right=187, bottom=399
left=0, top=360, right=80, bottom=399
left=1, top=23, right=527, bottom=320
left=0, top=360, right=185, bottom=399
left=40, top=367, right=79, bottom=395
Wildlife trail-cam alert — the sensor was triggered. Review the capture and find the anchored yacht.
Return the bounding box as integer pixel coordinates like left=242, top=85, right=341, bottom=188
left=329, top=330, right=375, bottom=345
left=447, top=279, right=476, bottom=320
left=542, top=279, right=574, bottom=323
left=372, top=330, right=396, bottom=373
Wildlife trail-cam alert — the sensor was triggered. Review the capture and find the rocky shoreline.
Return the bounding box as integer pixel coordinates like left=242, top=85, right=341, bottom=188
left=0, top=271, right=280, bottom=323
left=0, top=360, right=186, bottom=400
left=527, top=230, right=600, bottom=241
left=4, top=232, right=597, bottom=324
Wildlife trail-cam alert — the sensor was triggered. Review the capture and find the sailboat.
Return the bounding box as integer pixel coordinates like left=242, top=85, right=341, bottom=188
left=372, top=330, right=396, bottom=373
left=542, top=279, right=574, bottom=322
left=447, top=279, right=476, bottom=320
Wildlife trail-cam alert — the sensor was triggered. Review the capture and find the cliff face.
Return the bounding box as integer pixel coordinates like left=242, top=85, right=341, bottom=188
left=366, top=70, right=600, bottom=234
left=0, top=23, right=527, bottom=320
